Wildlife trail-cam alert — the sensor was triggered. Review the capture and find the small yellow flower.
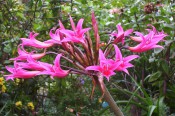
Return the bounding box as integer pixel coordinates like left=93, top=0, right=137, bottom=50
left=98, top=98, right=102, bottom=103
left=1, top=85, right=6, bottom=93
left=0, top=77, right=4, bottom=85
left=15, top=78, right=20, bottom=85
left=27, top=102, right=34, bottom=111
left=15, top=101, right=22, bottom=109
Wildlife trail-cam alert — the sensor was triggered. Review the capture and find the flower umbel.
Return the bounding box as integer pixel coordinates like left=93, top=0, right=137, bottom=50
left=4, top=12, right=167, bottom=116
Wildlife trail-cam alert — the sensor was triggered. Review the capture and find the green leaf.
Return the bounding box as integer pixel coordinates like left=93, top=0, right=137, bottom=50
left=0, top=102, right=8, bottom=113
left=163, top=24, right=175, bottom=30
left=147, top=71, right=162, bottom=83
left=4, top=60, right=12, bottom=64
left=16, top=12, right=26, bottom=20
left=152, top=80, right=163, bottom=87
left=33, top=23, right=42, bottom=31
left=98, top=107, right=109, bottom=116
left=156, top=97, right=167, bottom=116
left=3, top=44, right=12, bottom=53
left=77, top=0, right=87, bottom=4
left=170, top=3, right=175, bottom=7
left=161, top=60, right=169, bottom=75
left=154, top=48, right=163, bottom=54
left=148, top=105, right=156, bottom=116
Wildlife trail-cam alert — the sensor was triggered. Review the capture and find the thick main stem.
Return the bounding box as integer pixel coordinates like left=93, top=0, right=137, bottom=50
left=103, top=85, right=124, bottom=116
left=95, top=76, right=124, bottom=116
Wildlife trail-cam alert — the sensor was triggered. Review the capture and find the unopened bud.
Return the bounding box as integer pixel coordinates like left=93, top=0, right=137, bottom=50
left=99, top=42, right=107, bottom=47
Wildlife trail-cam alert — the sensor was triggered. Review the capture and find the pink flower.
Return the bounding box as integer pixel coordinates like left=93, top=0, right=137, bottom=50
left=40, top=54, right=69, bottom=79
left=146, top=24, right=165, bottom=34
left=114, top=45, right=139, bottom=74
left=5, top=62, right=40, bottom=80
left=46, top=29, right=62, bottom=45
left=17, top=56, right=46, bottom=71
left=60, top=16, right=91, bottom=44
left=130, top=25, right=167, bottom=42
left=10, top=45, right=46, bottom=61
left=111, top=24, right=133, bottom=44
left=86, top=49, right=121, bottom=81
left=128, top=31, right=167, bottom=52
left=21, top=32, right=53, bottom=48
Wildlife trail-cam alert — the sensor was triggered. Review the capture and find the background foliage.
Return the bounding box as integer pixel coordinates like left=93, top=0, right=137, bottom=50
left=0, top=0, right=175, bottom=115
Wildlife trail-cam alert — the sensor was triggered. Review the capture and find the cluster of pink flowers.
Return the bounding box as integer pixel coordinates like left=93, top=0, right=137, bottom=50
left=5, top=13, right=167, bottom=81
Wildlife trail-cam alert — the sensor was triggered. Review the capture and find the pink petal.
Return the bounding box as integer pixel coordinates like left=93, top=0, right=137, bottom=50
left=48, top=29, right=61, bottom=44
left=21, top=32, right=53, bottom=48
left=122, top=69, right=129, bottom=75
left=147, top=24, right=157, bottom=33
left=79, top=28, right=91, bottom=35
left=5, top=75, right=14, bottom=81
left=130, top=36, right=142, bottom=42
left=123, top=55, right=139, bottom=62
left=69, top=16, right=76, bottom=31
left=31, top=52, right=46, bottom=60
left=6, top=66, right=14, bottom=73
left=85, top=66, right=100, bottom=71
left=76, top=19, right=84, bottom=30
left=54, top=54, right=62, bottom=67
left=29, top=32, right=39, bottom=40
left=59, top=20, right=65, bottom=29
left=124, top=29, right=133, bottom=36
left=134, top=32, right=145, bottom=38
left=152, top=45, right=164, bottom=49
left=117, top=24, right=124, bottom=34
left=112, top=61, right=122, bottom=70
left=60, top=30, right=75, bottom=37
left=99, top=49, right=106, bottom=61
left=124, top=63, right=134, bottom=68
left=54, top=71, right=69, bottom=78
left=114, top=45, right=122, bottom=60
left=16, top=69, right=40, bottom=78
